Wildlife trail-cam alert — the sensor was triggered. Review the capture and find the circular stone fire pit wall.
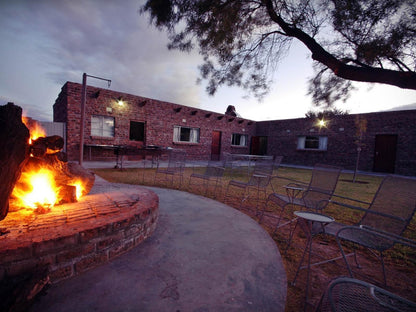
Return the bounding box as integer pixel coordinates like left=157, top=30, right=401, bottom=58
left=0, top=187, right=159, bottom=283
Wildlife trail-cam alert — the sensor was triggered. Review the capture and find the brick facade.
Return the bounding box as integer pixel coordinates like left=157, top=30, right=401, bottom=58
left=256, top=110, right=416, bottom=176
left=54, top=81, right=416, bottom=176
left=54, top=82, right=255, bottom=161
left=0, top=187, right=159, bottom=284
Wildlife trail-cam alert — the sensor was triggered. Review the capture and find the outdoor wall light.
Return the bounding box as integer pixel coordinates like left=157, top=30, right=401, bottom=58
left=117, top=97, right=124, bottom=106
left=317, top=119, right=327, bottom=128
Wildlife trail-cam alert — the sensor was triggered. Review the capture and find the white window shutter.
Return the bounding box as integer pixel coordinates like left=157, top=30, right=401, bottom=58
left=297, top=136, right=305, bottom=149
left=319, top=136, right=328, bottom=150
left=173, top=126, right=180, bottom=142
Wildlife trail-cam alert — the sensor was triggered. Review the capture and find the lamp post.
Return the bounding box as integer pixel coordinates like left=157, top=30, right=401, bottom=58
left=79, top=73, right=111, bottom=166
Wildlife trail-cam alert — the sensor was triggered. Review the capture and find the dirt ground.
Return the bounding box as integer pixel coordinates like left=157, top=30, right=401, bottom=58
left=283, top=236, right=416, bottom=311
left=233, top=199, right=416, bottom=312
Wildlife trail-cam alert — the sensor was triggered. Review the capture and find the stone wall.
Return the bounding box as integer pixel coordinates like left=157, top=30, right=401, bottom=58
left=0, top=187, right=159, bottom=284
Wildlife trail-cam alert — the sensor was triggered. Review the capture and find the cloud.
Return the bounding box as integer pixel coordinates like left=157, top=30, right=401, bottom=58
left=0, top=0, right=204, bottom=121
left=0, top=95, right=52, bottom=121
left=1, top=0, right=414, bottom=122
left=21, top=0, right=202, bottom=105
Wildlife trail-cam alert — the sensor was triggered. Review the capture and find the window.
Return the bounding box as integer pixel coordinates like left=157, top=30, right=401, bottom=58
left=91, top=115, right=114, bottom=137
left=173, top=126, right=200, bottom=143
left=297, top=136, right=328, bottom=150
left=129, top=121, right=145, bottom=141
left=231, top=133, right=248, bottom=146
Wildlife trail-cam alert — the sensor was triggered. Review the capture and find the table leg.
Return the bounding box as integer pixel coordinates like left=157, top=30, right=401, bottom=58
left=291, top=218, right=313, bottom=311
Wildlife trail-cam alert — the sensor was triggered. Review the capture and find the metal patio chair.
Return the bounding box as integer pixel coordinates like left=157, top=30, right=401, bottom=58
left=316, top=277, right=416, bottom=312
left=188, top=160, right=225, bottom=198
left=154, top=149, right=186, bottom=188
left=258, top=164, right=342, bottom=236
left=320, top=175, right=416, bottom=286
left=224, top=157, right=278, bottom=213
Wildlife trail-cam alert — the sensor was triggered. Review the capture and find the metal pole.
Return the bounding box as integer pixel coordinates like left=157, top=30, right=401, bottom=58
left=79, top=73, right=87, bottom=166
left=78, top=73, right=111, bottom=166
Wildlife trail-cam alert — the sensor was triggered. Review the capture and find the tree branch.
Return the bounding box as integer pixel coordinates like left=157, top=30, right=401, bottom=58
left=262, top=0, right=416, bottom=90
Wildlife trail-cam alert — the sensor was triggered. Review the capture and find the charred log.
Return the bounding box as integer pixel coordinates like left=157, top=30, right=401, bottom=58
left=31, top=135, right=65, bottom=157
left=67, top=162, right=95, bottom=196
left=0, top=103, right=30, bottom=221
left=58, top=185, right=77, bottom=204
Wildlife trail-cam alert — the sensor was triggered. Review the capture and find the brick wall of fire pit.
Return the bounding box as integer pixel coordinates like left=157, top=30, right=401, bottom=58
left=0, top=187, right=158, bottom=284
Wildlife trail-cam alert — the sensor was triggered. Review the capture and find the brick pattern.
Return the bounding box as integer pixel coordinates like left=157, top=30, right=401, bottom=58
left=53, top=82, right=416, bottom=175
left=256, top=110, right=416, bottom=176
left=54, top=82, right=256, bottom=161
left=0, top=187, right=159, bottom=283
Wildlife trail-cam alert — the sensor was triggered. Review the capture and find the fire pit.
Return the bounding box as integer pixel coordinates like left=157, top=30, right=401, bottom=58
left=0, top=186, right=158, bottom=283
left=0, top=103, right=159, bottom=310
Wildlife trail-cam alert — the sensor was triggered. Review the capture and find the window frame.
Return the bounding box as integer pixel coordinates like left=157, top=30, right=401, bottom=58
left=231, top=133, right=248, bottom=147
left=297, top=135, right=328, bottom=151
left=173, top=126, right=200, bottom=143
left=91, top=115, right=115, bottom=138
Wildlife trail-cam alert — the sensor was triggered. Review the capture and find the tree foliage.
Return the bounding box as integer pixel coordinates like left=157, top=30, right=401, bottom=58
left=142, top=0, right=416, bottom=106
left=305, top=107, right=349, bottom=119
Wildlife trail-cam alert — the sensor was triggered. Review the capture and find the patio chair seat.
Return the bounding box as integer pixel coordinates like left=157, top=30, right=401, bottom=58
left=316, top=277, right=416, bottom=312
left=316, top=222, right=395, bottom=251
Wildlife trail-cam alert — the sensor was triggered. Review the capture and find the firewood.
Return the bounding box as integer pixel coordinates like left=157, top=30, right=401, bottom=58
left=67, top=162, right=95, bottom=196
left=0, top=103, right=30, bottom=221
left=31, top=135, right=65, bottom=157
left=58, top=185, right=77, bottom=204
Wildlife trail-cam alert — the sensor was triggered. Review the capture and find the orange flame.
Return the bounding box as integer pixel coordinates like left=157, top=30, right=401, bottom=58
left=69, top=180, right=85, bottom=200
left=12, top=168, right=60, bottom=209
left=22, top=117, right=46, bottom=143
left=11, top=118, right=88, bottom=211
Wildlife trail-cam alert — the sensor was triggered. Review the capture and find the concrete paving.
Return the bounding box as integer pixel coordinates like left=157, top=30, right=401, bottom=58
left=31, top=176, right=287, bottom=312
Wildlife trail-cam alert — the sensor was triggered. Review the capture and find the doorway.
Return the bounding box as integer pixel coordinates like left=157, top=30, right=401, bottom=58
left=211, top=131, right=222, bottom=161
left=373, top=134, right=398, bottom=173
left=251, top=136, right=268, bottom=155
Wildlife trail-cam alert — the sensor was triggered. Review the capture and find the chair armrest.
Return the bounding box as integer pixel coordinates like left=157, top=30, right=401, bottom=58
left=329, top=200, right=405, bottom=222
left=329, top=200, right=370, bottom=212
left=359, top=225, right=416, bottom=248
left=284, top=184, right=305, bottom=191
left=330, top=194, right=371, bottom=206
left=336, top=225, right=416, bottom=249
left=270, top=175, right=307, bottom=185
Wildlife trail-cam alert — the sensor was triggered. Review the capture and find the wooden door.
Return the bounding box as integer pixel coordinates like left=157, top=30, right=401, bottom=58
left=211, top=131, right=221, bottom=160
left=251, top=136, right=268, bottom=155
left=373, top=134, right=398, bottom=173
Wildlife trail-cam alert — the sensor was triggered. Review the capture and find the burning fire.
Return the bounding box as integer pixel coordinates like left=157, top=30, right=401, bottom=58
left=23, top=116, right=46, bottom=144
left=12, top=168, right=59, bottom=209
left=10, top=118, right=87, bottom=211
left=11, top=165, right=86, bottom=210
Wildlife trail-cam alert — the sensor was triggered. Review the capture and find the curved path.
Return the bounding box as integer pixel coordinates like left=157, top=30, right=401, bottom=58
left=31, top=180, right=286, bottom=311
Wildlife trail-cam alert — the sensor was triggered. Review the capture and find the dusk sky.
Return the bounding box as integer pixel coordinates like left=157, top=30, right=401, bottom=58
left=1, top=0, right=415, bottom=122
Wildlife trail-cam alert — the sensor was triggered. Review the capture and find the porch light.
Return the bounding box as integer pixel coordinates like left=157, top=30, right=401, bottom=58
left=317, top=119, right=326, bottom=128
left=117, top=97, right=124, bottom=106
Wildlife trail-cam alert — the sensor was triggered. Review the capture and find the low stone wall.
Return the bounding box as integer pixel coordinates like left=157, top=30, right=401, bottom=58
left=0, top=187, right=159, bottom=284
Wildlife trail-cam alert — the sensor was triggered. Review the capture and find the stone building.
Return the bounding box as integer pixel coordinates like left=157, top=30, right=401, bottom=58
left=53, top=81, right=416, bottom=176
